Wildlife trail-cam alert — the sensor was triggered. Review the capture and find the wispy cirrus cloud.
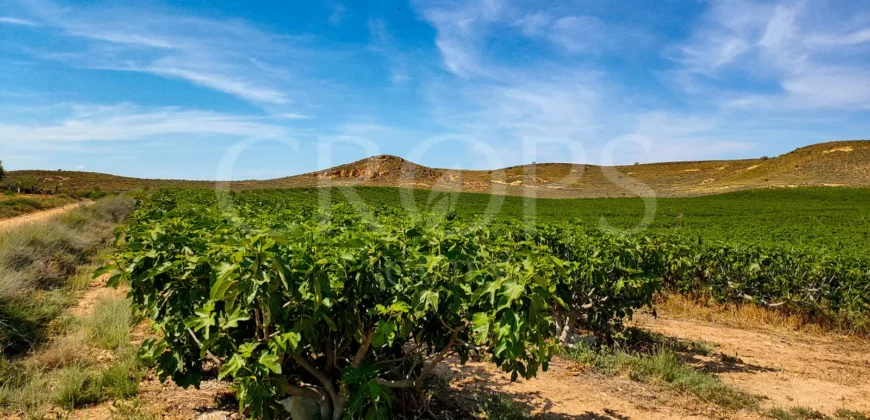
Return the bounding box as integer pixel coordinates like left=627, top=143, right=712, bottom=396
left=8, top=1, right=319, bottom=108
left=277, top=113, right=312, bottom=120
left=412, top=0, right=645, bottom=165
left=410, top=0, right=869, bottom=166
left=0, top=103, right=289, bottom=144
left=669, top=0, right=870, bottom=110
left=145, top=66, right=289, bottom=104
left=805, top=28, right=870, bottom=46
left=1, top=0, right=867, bottom=177
left=0, top=16, right=40, bottom=26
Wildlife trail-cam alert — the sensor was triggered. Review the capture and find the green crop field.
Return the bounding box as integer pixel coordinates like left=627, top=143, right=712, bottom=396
left=105, top=186, right=869, bottom=418
left=217, top=186, right=870, bottom=259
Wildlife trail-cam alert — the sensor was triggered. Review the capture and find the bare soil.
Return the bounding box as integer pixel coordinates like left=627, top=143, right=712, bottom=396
left=438, top=313, right=869, bottom=419
left=442, top=357, right=751, bottom=419
left=634, top=313, right=870, bottom=414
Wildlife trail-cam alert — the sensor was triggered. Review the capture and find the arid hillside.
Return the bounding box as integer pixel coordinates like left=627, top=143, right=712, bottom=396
left=5, top=140, right=869, bottom=198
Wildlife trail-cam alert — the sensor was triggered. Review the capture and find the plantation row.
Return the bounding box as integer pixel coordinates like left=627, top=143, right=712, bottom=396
left=107, top=188, right=870, bottom=419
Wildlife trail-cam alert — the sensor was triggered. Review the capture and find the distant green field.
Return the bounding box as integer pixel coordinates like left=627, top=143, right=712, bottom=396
left=221, top=186, right=870, bottom=259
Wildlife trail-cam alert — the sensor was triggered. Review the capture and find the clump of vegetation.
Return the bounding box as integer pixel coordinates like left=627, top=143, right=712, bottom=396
left=53, top=364, right=104, bottom=409
left=86, top=297, right=133, bottom=350
left=474, top=393, right=530, bottom=420
left=110, top=400, right=160, bottom=420
left=563, top=337, right=760, bottom=411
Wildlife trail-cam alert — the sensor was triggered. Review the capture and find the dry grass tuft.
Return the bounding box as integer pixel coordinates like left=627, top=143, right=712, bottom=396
left=27, top=331, right=91, bottom=370
left=657, top=294, right=870, bottom=338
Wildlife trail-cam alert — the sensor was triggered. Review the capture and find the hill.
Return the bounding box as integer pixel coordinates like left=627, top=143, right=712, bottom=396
left=4, top=140, right=869, bottom=198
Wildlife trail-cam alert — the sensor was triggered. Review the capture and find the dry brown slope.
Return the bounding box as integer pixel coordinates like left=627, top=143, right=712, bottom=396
left=5, top=140, right=869, bottom=198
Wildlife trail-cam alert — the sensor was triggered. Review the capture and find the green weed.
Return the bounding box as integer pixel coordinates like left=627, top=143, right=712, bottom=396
left=475, top=393, right=529, bottom=420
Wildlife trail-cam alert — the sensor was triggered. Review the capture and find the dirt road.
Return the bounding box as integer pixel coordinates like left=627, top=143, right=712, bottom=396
left=0, top=201, right=93, bottom=232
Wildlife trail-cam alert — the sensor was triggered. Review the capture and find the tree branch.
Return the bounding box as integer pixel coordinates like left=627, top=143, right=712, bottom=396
left=254, top=308, right=264, bottom=340
left=186, top=328, right=223, bottom=367
left=376, top=327, right=461, bottom=389
left=290, top=353, right=346, bottom=420
left=326, top=340, right=336, bottom=374
left=351, top=330, right=374, bottom=368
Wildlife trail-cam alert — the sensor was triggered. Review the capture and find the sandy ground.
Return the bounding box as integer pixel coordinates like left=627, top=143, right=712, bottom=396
left=634, top=314, right=870, bottom=414
left=0, top=201, right=92, bottom=232
left=443, top=357, right=753, bottom=420
left=439, top=313, right=869, bottom=419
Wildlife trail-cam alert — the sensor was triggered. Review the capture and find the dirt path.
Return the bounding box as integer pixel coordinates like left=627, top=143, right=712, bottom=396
left=0, top=200, right=93, bottom=231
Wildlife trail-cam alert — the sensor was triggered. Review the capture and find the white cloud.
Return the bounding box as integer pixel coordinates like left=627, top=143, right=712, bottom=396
left=146, top=66, right=289, bottom=104
left=12, top=1, right=300, bottom=107
left=758, top=5, right=800, bottom=49
left=0, top=103, right=288, bottom=143
left=414, top=0, right=500, bottom=78
left=781, top=69, right=870, bottom=109
left=278, top=113, right=312, bottom=120
left=670, top=0, right=870, bottom=111
left=805, top=28, right=870, bottom=46
left=513, top=13, right=550, bottom=37
left=548, top=16, right=609, bottom=53
left=626, top=112, right=755, bottom=164
left=0, top=16, right=39, bottom=26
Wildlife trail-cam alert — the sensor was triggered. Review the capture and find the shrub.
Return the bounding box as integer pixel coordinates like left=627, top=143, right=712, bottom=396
left=111, top=190, right=660, bottom=419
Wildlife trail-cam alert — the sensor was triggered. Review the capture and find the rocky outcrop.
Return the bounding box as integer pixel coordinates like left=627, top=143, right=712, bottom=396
left=313, top=155, right=443, bottom=182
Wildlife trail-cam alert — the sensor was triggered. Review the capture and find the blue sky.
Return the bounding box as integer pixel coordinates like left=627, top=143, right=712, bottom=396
left=0, top=0, right=868, bottom=180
